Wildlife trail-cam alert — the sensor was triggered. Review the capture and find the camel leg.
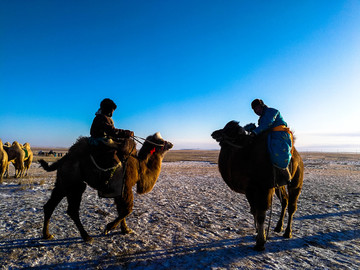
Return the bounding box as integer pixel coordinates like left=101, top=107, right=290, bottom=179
left=104, top=192, right=133, bottom=235
left=104, top=216, right=133, bottom=235
left=254, top=210, right=266, bottom=251
left=0, top=167, right=4, bottom=184
left=284, top=186, right=301, bottom=238
left=274, top=187, right=288, bottom=233
left=120, top=219, right=133, bottom=234
left=43, top=186, right=66, bottom=240
left=246, top=188, right=272, bottom=251
left=5, top=163, right=9, bottom=178
left=65, top=183, right=93, bottom=243
left=284, top=167, right=303, bottom=239
left=23, top=167, right=28, bottom=177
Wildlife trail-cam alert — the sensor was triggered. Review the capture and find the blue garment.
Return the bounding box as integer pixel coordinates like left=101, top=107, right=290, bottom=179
left=253, top=107, right=292, bottom=169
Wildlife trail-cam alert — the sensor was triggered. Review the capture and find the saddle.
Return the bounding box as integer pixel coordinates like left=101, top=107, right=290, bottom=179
left=66, top=137, right=134, bottom=198
left=88, top=138, right=127, bottom=198
left=22, top=148, right=29, bottom=159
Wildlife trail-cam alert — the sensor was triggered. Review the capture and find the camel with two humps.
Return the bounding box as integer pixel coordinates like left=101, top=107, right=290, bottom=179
left=3, top=141, right=33, bottom=178
left=5, top=141, right=25, bottom=178
left=212, top=121, right=303, bottom=251
left=0, top=139, right=8, bottom=184
left=22, top=142, right=33, bottom=176
left=39, top=133, right=173, bottom=243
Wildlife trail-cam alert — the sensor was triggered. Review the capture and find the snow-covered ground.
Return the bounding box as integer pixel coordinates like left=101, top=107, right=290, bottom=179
left=0, top=155, right=359, bottom=269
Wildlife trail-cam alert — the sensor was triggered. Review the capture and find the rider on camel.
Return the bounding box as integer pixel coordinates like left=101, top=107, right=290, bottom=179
left=250, top=99, right=293, bottom=186
left=90, top=98, right=134, bottom=145
left=89, top=98, right=134, bottom=197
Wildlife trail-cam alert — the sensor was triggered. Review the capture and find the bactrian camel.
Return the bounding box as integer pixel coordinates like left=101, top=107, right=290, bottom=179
left=39, top=132, right=173, bottom=243
left=212, top=121, right=303, bottom=251
left=0, top=139, right=8, bottom=184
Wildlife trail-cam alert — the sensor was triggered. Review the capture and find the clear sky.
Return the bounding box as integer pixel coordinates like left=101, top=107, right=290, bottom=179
left=1, top=0, right=360, bottom=152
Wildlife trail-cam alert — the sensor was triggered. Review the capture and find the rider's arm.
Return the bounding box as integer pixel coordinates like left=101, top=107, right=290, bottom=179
left=252, top=108, right=279, bottom=135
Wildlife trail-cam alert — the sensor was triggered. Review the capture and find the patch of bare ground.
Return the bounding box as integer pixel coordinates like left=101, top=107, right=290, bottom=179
left=163, top=150, right=219, bottom=163
left=0, top=151, right=359, bottom=269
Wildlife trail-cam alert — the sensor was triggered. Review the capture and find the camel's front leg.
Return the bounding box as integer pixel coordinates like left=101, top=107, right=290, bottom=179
left=104, top=194, right=133, bottom=235
left=104, top=217, right=133, bottom=235
left=254, top=210, right=267, bottom=251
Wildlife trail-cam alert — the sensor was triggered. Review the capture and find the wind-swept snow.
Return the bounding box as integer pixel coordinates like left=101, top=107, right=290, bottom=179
left=0, top=155, right=359, bottom=269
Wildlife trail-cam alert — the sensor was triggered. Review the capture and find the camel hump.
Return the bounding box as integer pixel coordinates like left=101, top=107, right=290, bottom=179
left=68, top=137, right=91, bottom=157
left=12, top=141, right=21, bottom=148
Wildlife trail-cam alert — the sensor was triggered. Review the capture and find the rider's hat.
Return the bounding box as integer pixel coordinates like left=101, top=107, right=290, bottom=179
left=100, top=98, right=117, bottom=113
left=251, top=99, right=265, bottom=109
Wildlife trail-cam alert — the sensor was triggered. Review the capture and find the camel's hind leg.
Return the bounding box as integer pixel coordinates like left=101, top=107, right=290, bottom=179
left=65, top=182, right=93, bottom=242
left=284, top=168, right=303, bottom=238
left=283, top=186, right=302, bottom=238
left=274, top=186, right=289, bottom=233
left=43, top=185, right=66, bottom=240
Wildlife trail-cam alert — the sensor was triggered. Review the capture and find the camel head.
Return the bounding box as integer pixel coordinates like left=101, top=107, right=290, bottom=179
left=138, top=132, right=173, bottom=160
left=211, top=121, right=251, bottom=147
left=23, top=142, right=31, bottom=149
left=212, top=121, right=244, bottom=141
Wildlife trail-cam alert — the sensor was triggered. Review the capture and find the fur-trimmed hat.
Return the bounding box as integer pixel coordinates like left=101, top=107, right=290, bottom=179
left=100, top=98, right=117, bottom=113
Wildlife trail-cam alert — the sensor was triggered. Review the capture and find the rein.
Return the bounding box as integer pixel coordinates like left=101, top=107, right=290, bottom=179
left=220, top=134, right=245, bottom=149
left=90, top=155, right=121, bottom=172
left=132, top=135, right=165, bottom=147
left=223, top=139, right=244, bottom=149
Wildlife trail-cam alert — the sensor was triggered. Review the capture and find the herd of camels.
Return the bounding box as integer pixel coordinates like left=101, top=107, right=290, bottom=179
left=1, top=123, right=303, bottom=251
left=0, top=139, right=33, bottom=183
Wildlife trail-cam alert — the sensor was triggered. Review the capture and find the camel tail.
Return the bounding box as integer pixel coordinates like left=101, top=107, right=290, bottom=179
left=39, top=159, right=61, bottom=172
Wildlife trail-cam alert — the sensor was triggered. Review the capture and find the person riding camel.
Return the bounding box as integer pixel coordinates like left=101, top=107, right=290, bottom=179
left=250, top=99, right=293, bottom=186
left=90, top=98, right=134, bottom=146
left=88, top=98, right=134, bottom=197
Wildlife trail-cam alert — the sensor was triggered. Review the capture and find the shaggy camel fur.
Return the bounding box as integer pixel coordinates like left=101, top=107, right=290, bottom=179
left=39, top=133, right=173, bottom=242
left=212, top=121, right=303, bottom=251
left=0, top=139, right=8, bottom=184
left=5, top=141, right=25, bottom=178
left=22, top=142, right=33, bottom=177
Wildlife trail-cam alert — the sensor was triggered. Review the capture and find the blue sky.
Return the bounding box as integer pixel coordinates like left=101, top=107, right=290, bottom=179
left=1, top=1, right=360, bottom=151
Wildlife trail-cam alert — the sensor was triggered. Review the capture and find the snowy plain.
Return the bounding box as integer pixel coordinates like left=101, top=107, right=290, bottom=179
left=0, top=152, right=359, bottom=269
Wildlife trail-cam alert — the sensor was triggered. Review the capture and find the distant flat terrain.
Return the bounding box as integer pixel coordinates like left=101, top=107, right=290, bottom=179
left=31, top=147, right=360, bottom=164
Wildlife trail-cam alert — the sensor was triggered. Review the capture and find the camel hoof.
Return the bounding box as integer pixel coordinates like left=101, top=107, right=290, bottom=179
left=43, top=234, right=54, bottom=240
left=122, top=228, right=134, bottom=235
left=254, top=244, right=266, bottom=251
left=83, top=236, right=94, bottom=243
left=274, top=225, right=283, bottom=233
left=283, top=231, right=292, bottom=238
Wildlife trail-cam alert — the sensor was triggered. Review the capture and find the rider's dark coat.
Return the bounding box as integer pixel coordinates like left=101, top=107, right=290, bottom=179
left=90, top=109, right=129, bottom=139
